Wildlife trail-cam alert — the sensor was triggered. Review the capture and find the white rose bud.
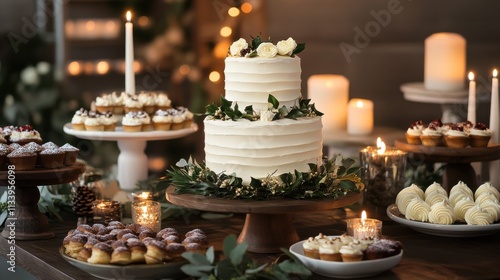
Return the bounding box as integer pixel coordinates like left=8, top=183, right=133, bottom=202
left=260, top=110, right=275, bottom=122
left=256, top=42, right=278, bottom=58
left=276, top=37, right=297, bottom=56
left=229, top=38, right=248, bottom=57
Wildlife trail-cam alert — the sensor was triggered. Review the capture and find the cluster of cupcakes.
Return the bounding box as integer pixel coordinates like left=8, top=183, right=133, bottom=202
left=405, top=119, right=491, bottom=148
left=1, top=125, right=42, bottom=145
left=302, top=233, right=402, bottom=262
left=94, top=91, right=172, bottom=115
left=0, top=141, right=79, bottom=170
left=396, top=181, right=500, bottom=225
left=71, top=109, right=118, bottom=131
left=62, top=221, right=208, bottom=265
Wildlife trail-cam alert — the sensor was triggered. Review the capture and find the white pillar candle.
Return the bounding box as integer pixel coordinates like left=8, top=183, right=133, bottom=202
left=489, top=69, right=500, bottom=189
left=347, top=98, right=374, bottom=135
left=424, top=32, right=466, bottom=91
left=125, top=11, right=135, bottom=95
left=467, top=72, right=476, bottom=124
left=307, top=75, right=349, bottom=132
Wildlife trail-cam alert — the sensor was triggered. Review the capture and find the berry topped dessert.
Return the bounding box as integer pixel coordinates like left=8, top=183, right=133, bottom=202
left=469, top=122, right=491, bottom=147
left=9, top=125, right=43, bottom=145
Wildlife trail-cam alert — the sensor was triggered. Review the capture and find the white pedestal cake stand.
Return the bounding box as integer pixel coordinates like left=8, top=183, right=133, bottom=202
left=63, top=123, right=198, bottom=191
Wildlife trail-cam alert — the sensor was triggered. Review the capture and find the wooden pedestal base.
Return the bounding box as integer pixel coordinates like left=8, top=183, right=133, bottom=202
left=0, top=163, right=85, bottom=240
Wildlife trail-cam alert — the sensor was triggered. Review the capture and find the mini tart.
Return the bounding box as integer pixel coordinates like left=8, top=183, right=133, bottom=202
left=7, top=148, right=37, bottom=170
left=420, top=135, right=442, bottom=147
left=444, top=135, right=469, bottom=148
left=405, top=133, right=421, bottom=145
left=39, top=148, right=65, bottom=168
left=59, top=143, right=80, bottom=166
left=469, top=134, right=491, bottom=147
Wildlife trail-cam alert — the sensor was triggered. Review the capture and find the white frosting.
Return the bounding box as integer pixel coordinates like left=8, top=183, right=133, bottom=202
left=152, top=115, right=173, bottom=123
left=84, top=117, right=102, bottom=126
left=224, top=56, right=301, bottom=112
left=428, top=200, right=455, bottom=225
left=122, top=114, right=142, bottom=126
left=449, top=181, right=473, bottom=197
left=480, top=201, right=500, bottom=221
left=9, top=130, right=41, bottom=141
left=464, top=205, right=494, bottom=225
left=125, top=97, right=143, bottom=108
left=425, top=182, right=447, bottom=197
left=445, top=129, right=467, bottom=137
left=405, top=197, right=431, bottom=222
left=469, top=128, right=491, bottom=136
left=156, top=93, right=171, bottom=106
left=95, top=96, right=112, bottom=106
left=475, top=182, right=500, bottom=201
left=138, top=92, right=156, bottom=106
left=422, top=127, right=442, bottom=136
left=204, top=117, right=322, bottom=183
left=71, top=115, right=86, bottom=124
left=424, top=191, right=448, bottom=206
left=453, top=197, right=476, bottom=222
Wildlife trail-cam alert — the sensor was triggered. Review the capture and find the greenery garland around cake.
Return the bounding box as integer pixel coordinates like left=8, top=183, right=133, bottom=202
left=160, top=155, right=362, bottom=200
left=205, top=94, right=323, bottom=122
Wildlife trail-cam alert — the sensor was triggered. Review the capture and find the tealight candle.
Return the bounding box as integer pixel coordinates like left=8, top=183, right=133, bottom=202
left=360, top=138, right=407, bottom=209
left=92, top=200, right=121, bottom=225
left=132, top=201, right=161, bottom=232
left=131, top=191, right=153, bottom=202
left=346, top=211, right=382, bottom=240
left=347, top=98, right=373, bottom=135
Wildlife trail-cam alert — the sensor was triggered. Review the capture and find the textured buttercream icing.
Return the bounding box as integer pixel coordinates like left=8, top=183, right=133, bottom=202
left=224, top=56, right=302, bottom=113
left=205, top=54, right=323, bottom=183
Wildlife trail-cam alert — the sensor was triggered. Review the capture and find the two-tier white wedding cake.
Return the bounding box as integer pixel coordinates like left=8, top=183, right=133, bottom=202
left=204, top=37, right=323, bottom=183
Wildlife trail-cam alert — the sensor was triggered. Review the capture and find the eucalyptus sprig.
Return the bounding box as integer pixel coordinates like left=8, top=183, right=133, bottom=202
left=162, top=155, right=362, bottom=200
left=205, top=94, right=323, bottom=122
left=181, top=234, right=312, bottom=280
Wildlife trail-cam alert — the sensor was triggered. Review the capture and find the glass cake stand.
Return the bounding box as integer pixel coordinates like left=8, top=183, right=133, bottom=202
left=0, top=162, right=86, bottom=240
left=63, top=123, right=197, bottom=191
left=166, top=187, right=362, bottom=253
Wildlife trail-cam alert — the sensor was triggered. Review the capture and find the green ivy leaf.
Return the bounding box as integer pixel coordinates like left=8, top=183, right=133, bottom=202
left=268, top=94, right=279, bottom=109
left=251, top=35, right=263, bottom=50
left=221, top=96, right=232, bottom=108
left=244, top=105, right=254, bottom=115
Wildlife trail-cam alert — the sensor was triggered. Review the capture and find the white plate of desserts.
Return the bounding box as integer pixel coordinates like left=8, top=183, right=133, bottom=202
left=289, top=238, right=403, bottom=279
left=60, top=247, right=186, bottom=280
left=386, top=204, right=500, bottom=237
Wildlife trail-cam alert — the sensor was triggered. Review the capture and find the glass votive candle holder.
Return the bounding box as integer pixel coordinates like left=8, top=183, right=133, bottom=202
left=92, top=199, right=121, bottom=225
left=346, top=218, right=382, bottom=240
left=131, top=191, right=153, bottom=202
left=132, top=201, right=161, bottom=232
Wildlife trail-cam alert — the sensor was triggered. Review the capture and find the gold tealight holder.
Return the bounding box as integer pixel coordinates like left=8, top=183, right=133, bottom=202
left=132, top=201, right=161, bottom=232
left=92, top=199, right=121, bottom=225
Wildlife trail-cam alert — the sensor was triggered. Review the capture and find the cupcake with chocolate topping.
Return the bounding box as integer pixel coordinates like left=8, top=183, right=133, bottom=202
left=178, top=106, right=194, bottom=128
left=110, top=91, right=127, bottom=114
left=469, top=122, right=491, bottom=147
left=124, top=95, right=143, bottom=113
left=405, top=120, right=424, bottom=145
left=444, top=124, right=469, bottom=148
left=7, top=147, right=37, bottom=170
left=420, top=119, right=443, bottom=147
left=71, top=108, right=88, bottom=131
left=138, top=92, right=157, bottom=115
left=99, top=111, right=117, bottom=131
left=60, top=143, right=80, bottom=166
left=137, top=111, right=152, bottom=131
left=169, top=108, right=185, bottom=130
left=155, top=93, right=172, bottom=111
left=152, top=110, right=173, bottom=131
left=84, top=111, right=104, bottom=131
left=95, top=95, right=113, bottom=114
left=122, top=111, right=143, bottom=132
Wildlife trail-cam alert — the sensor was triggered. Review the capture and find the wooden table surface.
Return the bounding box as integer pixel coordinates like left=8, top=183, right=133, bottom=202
left=1, top=204, right=500, bottom=280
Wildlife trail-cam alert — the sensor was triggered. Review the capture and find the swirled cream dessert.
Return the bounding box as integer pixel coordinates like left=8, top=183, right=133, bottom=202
left=475, top=182, right=500, bottom=201
left=396, top=191, right=420, bottom=215
left=405, top=197, right=431, bottom=222
left=469, top=122, right=491, bottom=147
left=453, top=197, right=476, bottom=222
left=480, top=201, right=500, bottom=221
left=425, top=191, right=449, bottom=206
left=449, top=181, right=474, bottom=198
left=449, top=190, right=473, bottom=207
left=444, top=124, right=469, bottom=148
left=428, top=200, right=456, bottom=225
left=425, top=182, right=447, bottom=197
left=464, top=205, right=494, bottom=225
left=475, top=192, right=500, bottom=206
left=405, top=120, right=425, bottom=145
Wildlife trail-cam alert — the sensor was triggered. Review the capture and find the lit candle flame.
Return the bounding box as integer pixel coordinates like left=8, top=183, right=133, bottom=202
left=494, top=69, right=498, bottom=78
left=139, top=192, right=150, bottom=199
left=361, top=210, right=367, bottom=225
left=356, top=100, right=364, bottom=108
left=376, top=137, right=386, bottom=154
left=468, top=72, right=475, bottom=81
left=126, top=11, right=132, bottom=22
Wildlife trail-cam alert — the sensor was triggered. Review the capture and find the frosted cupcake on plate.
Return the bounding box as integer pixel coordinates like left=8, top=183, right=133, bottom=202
left=138, top=92, right=157, bottom=115
left=405, top=120, right=424, bottom=145
left=339, top=241, right=364, bottom=262
left=71, top=108, right=88, bottom=131
left=319, top=238, right=342, bottom=261
left=170, top=108, right=185, bottom=130
left=122, top=112, right=143, bottom=132
left=155, top=93, right=172, bottom=111
left=137, top=111, right=152, bottom=131
left=124, top=95, right=143, bottom=113
left=99, top=111, right=117, bottom=131
left=110, top=92, right=127, bottom=114
left=152, top=110, right=173, bottom=131
left=178, top=107, right=194, bottom=128
left=302, top=237, right=321, bottom=259
left=84, top=111, right=104, bottom=131
left=420, top=119, right=443, bottom=147
left=9, top=125, right=43, bottom=145
left=7, top=147, right=37, bottom=170
left=469, top=122, right=491, bottom=147
left=443, top=124, right=469, bottom=148
left=95, top=95, right=113, bottom=114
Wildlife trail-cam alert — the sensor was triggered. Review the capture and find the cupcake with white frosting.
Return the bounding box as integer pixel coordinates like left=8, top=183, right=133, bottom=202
left=469, top=122, right=491, bottom=147
left=138, top=92, right=157, bottom=115
left=155, top=93, right=172, bottom=111
left=152, top=110, right=173, bottom=131
left=420, top=119, right=443, bottom=147
left=71, top=108, right=88, bottom=131
left=95, top=95, right=113, bottom=114
left=444, top=124, right=469, bottom=148
left=124, top=95, right=143, bottom=113
left=405, top=120, right=424, bottom=145
left=122, top=112, right=143, bottom=132
left=84, top=111, right=104, bottom=131
left=339, top=241, right=364, bottom=262
left=99, top=111, right=117, bottom=131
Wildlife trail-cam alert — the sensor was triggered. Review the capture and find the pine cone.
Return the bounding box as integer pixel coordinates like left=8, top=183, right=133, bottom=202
left=72, top=184, right=96, bottom=217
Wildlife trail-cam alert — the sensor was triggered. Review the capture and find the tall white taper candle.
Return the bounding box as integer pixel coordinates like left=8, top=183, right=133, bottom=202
left=125, top=11, right=135, bottom=95
left=489, top=69, right=500, bottom=189
left=467, top=72, right=476, bottom=124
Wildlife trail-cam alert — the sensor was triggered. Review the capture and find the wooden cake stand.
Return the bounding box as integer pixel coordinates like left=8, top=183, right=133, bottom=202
left=166, top=187, right=362, bottom=253
left=0, top=163, right=86, bottom=240
left=394, top=139, right=500, bottom=191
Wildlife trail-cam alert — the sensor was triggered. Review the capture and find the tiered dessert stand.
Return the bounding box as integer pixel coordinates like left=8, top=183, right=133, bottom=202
left=166, top=187, right=362, bottom=253
left=395, top=139, right=500, bottom=192
left=63, top=124, right=197, bottom=191
left=0, top=163, right=86, bottom=240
